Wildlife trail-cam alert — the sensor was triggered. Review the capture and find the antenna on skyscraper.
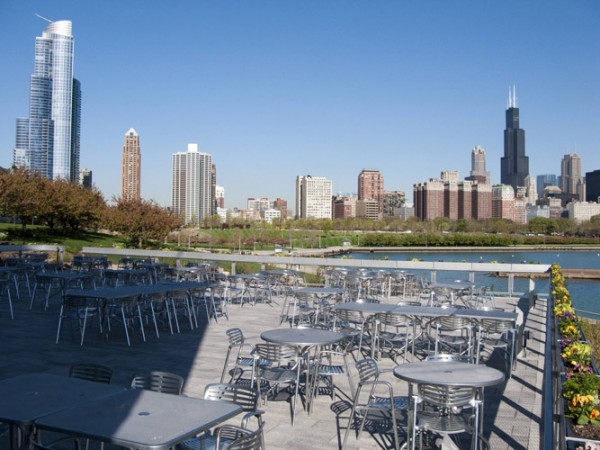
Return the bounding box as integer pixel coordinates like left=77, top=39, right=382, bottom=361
left=513, top=85, right=518, bottom=108
left=35, top=13, right=53, bottom=23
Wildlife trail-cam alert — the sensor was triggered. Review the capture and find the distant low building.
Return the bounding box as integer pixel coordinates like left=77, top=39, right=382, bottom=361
left=356, top=199, right=379, bottom=220
left=567, top=201, right=600, bottom=223
left=332, top=195, right=356, bottom=219
left=263, top=208, right=281, bottom=224
left=527, top=205, right=550, bottom=220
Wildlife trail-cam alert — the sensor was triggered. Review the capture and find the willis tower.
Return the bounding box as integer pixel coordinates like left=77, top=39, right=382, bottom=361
left=500, top=86, right=528, bottom=192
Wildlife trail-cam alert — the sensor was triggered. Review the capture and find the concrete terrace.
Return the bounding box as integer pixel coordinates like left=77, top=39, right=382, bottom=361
left=0, top=284, right=548, bottom=450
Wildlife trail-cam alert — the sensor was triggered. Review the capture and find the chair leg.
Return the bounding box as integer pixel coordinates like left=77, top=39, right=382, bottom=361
left=56, top=306, right=65, bottom=344
left=341, top=389, right=360, bottom=449
left=220, top=347, right=233, bottom=383
left=80, top=309, right=88, bottom=346
left=149, top=302, right=160, bottom=339
left=120, top=307, right=131, bottom=346
left=137, top=304, right=146, bottom=342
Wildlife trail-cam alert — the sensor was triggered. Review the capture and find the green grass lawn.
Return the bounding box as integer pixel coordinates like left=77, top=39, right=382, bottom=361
left=0, top=223, right=124, bottom=256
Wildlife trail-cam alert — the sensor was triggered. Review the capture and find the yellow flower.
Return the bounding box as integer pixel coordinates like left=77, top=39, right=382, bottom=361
left=590, top=409, right=600, bottom=420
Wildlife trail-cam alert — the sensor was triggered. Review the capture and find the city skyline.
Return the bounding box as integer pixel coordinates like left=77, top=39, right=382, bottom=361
left=1, top=1, right=599, bottom=210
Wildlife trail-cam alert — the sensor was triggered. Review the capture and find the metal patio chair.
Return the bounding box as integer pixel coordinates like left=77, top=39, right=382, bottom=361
left=342, top=358, right=408, bottom=450
left=130, top=370, right=184, bottom=395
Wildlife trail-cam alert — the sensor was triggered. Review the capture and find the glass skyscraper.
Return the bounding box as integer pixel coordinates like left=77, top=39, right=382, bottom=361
left=500, top=86, right=528, bottom=192
left=14, top=20, right=81, bottom=181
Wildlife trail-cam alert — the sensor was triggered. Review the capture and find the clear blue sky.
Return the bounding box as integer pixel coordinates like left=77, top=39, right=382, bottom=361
left=1, top=1, right=599, bottom=210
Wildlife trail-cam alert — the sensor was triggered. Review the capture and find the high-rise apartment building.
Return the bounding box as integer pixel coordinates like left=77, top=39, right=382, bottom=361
left=466, top=146, right=491, bottom=184
left=413, top=179, right=445, bottom=221
left=414, top=179, right=491, bottom=221
left=501, top=86, right=528, bottom=192
left=358, top=169, right=384, bottom=218
left=172, top=144, right=213, bottom=225
left=295, top=175, right=332, bottom=219
left=121, top=128, right=141, bottom=201
left=14, top=20, right=81, bottom=181
left=560, top=154, right=583, bottom=199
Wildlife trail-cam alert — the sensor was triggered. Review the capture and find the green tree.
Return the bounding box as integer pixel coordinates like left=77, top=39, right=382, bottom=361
left=528, top=217, right=551, bottom=235
left=38, top=179, right=105, bottom=232
left=103, top=198, right=182, bottom=248
left=0, top=167, right=45, bottom=229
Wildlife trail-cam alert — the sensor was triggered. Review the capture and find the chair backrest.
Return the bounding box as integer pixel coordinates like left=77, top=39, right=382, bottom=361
left=226, top=328, right=245, bottom=347
left=253, top=343, right=297, bottom=364
left=69, top=363, right=113, bottom=384
left=355, top=358, right=379, bottom=384
left=481, top=318, right=514, bottom=334
left=334, top=309, right=365, bottom=325
left=204, top=383, right=259, bottom=412
left=376, top=312, right=411, bottom=328
left=223, top=423, right=265, bottom=450
left=130, top=371, right=184, bottom=395
left=418, top=383, right=476, bottom=410
left=436, top=315, right=471, bottom=330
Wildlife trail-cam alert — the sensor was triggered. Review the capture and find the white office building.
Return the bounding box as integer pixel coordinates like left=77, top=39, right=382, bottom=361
left=567, top=201, right=600, bottom=224
left=295, top=175, right=332, bottom=219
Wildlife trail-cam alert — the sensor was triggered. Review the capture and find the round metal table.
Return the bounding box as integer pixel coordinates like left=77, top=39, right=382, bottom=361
left=393, top=360, right=504, bottom=388
left=394, top=361, right=504, bottom=450
left=261, top=328, right=344, bottom=348
left=261, top=328, right=345, bottom=421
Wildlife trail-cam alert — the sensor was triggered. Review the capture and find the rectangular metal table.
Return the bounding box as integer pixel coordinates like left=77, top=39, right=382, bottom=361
left=35, top=389, right=242, bottom=450
left=0, top=373, right=125, bottom=450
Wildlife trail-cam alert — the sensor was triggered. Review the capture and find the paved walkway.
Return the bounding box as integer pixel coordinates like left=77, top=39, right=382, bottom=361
left=0, top=285, right=547, bottom=449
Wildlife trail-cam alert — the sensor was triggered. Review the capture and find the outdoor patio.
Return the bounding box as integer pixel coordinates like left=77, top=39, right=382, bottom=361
left=0, top=276, right=547, bottom=450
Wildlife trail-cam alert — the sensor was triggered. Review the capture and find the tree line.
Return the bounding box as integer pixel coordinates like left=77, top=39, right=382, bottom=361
left=0, top=167, right=182, bottom=247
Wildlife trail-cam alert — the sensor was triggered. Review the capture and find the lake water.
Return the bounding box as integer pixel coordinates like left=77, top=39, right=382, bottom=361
left=340, top=250, right=600, bottom=318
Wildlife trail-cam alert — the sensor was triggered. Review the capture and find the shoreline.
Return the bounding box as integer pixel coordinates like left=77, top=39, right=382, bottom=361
left=327, top=245, right=600, bottom=255
left=493, top=269, right=600, bottom=280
